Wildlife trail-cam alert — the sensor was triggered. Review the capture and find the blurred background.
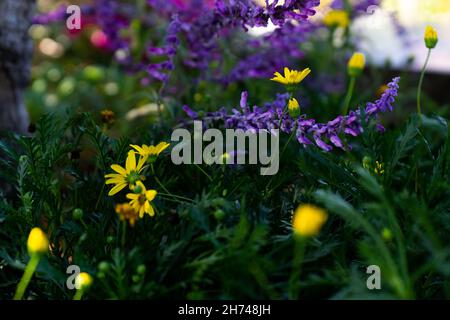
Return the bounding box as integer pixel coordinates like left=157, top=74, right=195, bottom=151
left=29, top=0, right=449, bottom=130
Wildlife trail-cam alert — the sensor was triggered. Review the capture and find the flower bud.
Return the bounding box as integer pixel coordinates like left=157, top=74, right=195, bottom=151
left=137, top=264, right=146, bottom=275
left=98, top=261, right=110, bottom=272
left=347, top=52, right=365, bottom=77
left=382, top=228, right=393, bottom=242
left=72, top=208, right=83, bottom=220
left=288, top=98, right=301, bottom=118
left=424, top=26, right=438, bottom=49
left=292, top=204, right=328, bottom=237
left=27, top=227, right=49, bottom=256
left=214, top=209, right=225, bottom=221
left=75, top=272, right=93, bottom=291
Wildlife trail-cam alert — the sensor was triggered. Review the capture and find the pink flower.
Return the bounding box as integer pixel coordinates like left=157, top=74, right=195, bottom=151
left=90, top=29, right=110, bottom=49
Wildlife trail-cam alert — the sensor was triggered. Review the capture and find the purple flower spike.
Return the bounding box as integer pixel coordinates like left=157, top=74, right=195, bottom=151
left=184, top=77, right=401, bottom=152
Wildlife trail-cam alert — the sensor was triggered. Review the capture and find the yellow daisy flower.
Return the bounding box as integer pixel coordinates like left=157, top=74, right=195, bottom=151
left=126, top=181, right=157, bottom=218
left=130, top=142, right=170, bottom=163
left=271, top=67, right=311, bottom=86
left=105, top=150, right=146, bottom=196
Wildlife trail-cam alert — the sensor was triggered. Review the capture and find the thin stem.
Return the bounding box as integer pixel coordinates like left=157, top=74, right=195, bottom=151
left=80, top=219, right=89, bottom=230
left=158, top=194, right=191, bottom=205
left=193, top=163, right=213, bottom=182
left=417, top=48, right=432, bottom=118
left=278, top=92, right=293, bottom=129
left=94, top=184, right=105, bottom=212
left=73, top=289, right=84, bottom=300
left=288, top=237, right=306, bottom=300
left=13, top=255, right=41, bottom=300
left=156, top=83, right=166, bottom=127
left=280, top=124, right=297, bottom=160
left=151, top=164, right=194, bottom=202
left=121, top=221, right=127, bottom=249
left=342, top=76, right=356, bottom=115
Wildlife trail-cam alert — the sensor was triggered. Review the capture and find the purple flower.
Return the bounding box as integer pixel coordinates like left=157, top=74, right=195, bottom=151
left=184, top=77, right=401, bottom=152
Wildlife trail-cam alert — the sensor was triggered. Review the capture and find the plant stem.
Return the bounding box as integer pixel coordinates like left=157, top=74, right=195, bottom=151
left=151, top=164, right=194, bottom=202
left=417, top=48, right=432, bottom=119
left=288, top=237, right=306, bottom=300
left=73, top=289, right=84, bottom=300
left=94, top=184, right=105, bottom=212
left=278, top=92, right=293, bottom=129
left=156, top=83, right=166, bottom=127
left=280, top=124, right=297, bottom=160
left=342, top=76, right=356, bottom=115
left=194, top=163, right=213, bottom=182
left=121, top=221, right=127, bottom=249
left=13, top=255, right=41, bottom=300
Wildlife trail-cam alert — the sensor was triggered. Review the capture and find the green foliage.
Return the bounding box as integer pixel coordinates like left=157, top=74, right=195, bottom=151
left=1, top=104, right=448, bottom=299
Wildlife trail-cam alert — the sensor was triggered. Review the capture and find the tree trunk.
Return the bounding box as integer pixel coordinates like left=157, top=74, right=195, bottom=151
left=0, top=0, right=34, bottom=135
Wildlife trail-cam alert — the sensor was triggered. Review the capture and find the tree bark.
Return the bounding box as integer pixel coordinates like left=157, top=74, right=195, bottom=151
left=0, top=0, right=34, bottom=135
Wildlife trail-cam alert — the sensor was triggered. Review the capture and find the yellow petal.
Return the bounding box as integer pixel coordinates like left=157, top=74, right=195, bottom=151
left=125, top=151, right=136, bottom=173
left=273, top=72, right=283, bottom=79
left=137, top=155, right=147, bottom=171
left=130, top=144, right=144, bottom=155
left=298, top=68, right=311, bottom=82
left=108, top=183, right=127, bottom=196
left=156, top=142, right=170, bottom=154
left=106, top=178, right=125, bottom=185
left=139, top=206, right=145, bottom=218
left=284, top=67, right=290, bottom=78
left=110, top=164, right=126, bottom=175
left=145, top=201, right=155, bottom=217
left=270, top=76, right=287, bottom=84
left=105, top=173, right=123, bottom=179
left=145, top=190, right=157, bottom=201
left=126, top=193, right=140, bottom=200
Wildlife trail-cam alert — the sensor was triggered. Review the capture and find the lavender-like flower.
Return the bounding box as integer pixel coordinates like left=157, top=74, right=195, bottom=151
left=148, top=15, right=182, bottom=83
left=184, top=77, right=400, bottom=152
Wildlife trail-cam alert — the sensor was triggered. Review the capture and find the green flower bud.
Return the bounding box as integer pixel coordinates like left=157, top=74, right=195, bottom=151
left=137, top=264, right=146, bottom=275
left=214, top=209, right=225, bottom=220
left=98, top=261, right=110, bottom=272
left=72, top=208, right=84, bottom=220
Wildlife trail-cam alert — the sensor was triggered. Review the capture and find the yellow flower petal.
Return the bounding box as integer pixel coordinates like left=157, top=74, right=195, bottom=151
left=156, top=142, right=170, bottom=154
left=145, top=201, right=155, bottom=217
left=108, top=183, right=127, bottom=196
left=105, top=173, right=123, bottom=179
left=110, top=164, right=126, bottom=175
left=130, top=144, right=145, bottom=155
left=125, top=150, right=136, bottom=173
left=126, top=193, right=140, bottom=200
left=139, top=205, right=145, bottom=218
left=137, top=155, right=147, bottom=171
left=106, top=178, right=125, bottom=185
left=145, top=190, right=157, bottom=201
left=284, top=67, right=290, bottom=79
